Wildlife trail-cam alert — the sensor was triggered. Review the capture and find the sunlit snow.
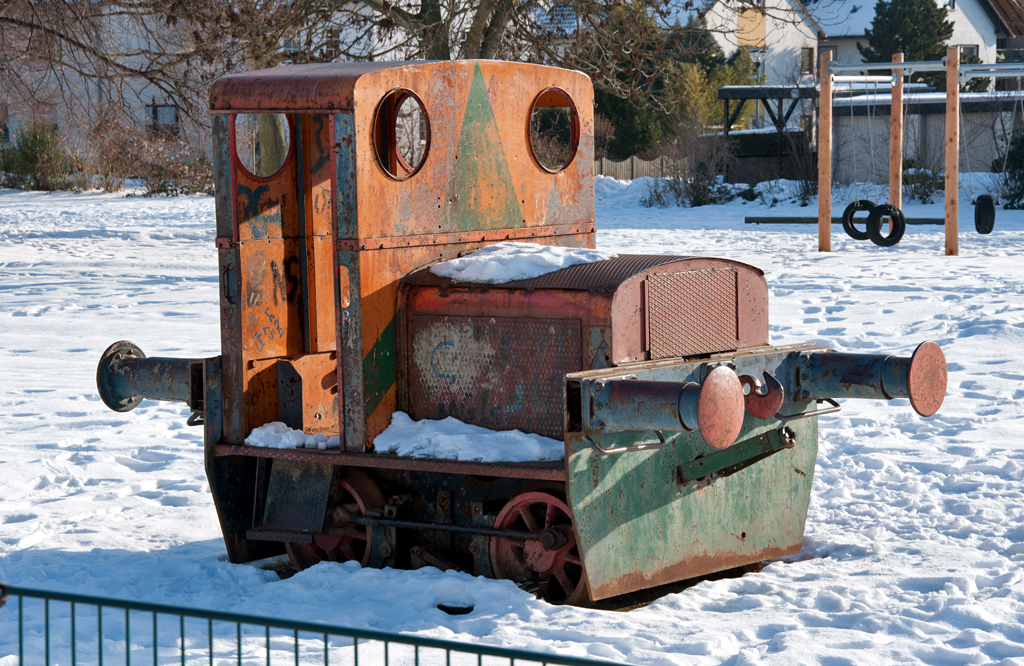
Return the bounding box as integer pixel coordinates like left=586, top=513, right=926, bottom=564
left=2, top=179, right=1024, bottom=664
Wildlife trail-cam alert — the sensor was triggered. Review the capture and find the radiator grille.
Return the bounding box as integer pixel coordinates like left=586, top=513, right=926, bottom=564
left=646, top=269, right=739, bottom=359
left=408, top=315, right=581, bottom=438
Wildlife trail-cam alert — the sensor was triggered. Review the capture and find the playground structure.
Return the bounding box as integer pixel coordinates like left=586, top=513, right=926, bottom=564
left=818, top=47, right=1024, bottom=254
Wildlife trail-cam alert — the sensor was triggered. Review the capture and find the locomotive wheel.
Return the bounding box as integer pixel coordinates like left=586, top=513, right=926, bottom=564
left=489, top=491, right=589, bottom=605
left=285, top=468, right=384, bottom=571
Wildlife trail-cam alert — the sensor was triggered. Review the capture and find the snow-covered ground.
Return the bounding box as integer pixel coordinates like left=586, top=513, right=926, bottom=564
left=2, top=178, right=1024, bottom=665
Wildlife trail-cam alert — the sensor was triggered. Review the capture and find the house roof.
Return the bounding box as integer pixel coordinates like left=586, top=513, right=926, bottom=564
left=986, top=0, right=1024, bottom=35
left=807, top=0, right=1022, bottom=39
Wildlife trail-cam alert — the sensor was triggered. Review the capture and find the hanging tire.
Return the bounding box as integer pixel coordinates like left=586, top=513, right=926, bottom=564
left=975, top=194, right=996, bottom=234
left=842, top=200, right=876, bottom=240
left=867, top=204, right=906, bottom=247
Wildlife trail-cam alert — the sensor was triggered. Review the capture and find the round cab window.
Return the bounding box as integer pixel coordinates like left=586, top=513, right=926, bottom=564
left=529, top=88, right=579, bottom=173
left=373, top=89, right=430, bottom=180
left=235, top=113, right=291, bottom=178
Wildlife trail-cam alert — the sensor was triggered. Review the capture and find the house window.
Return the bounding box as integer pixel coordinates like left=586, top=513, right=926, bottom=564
left=147, top=99, right=180, bottom=139
left=324, top=29, right=340, bottom=60
left=960, top=44, right=979, bottom=59
left=801, top=47, right=815, bottom=75
left=0, top=104, right=9, bottom=144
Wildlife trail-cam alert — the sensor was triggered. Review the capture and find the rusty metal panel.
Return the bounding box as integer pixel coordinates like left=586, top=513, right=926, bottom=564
left=210, top=62, right=404, bottom=112
left=212, top=114, right=234, bottom=239
left=322, top=61, right=599, bottom=452
left=277, top=353, right=338, bottom=434
left=407, top=315, right=581, bottom=438
left=239, top=239, right=304, bottom=358
left=351, top=61, right=594, bottom=241
left=646, top=269, right=739, bottom=359
left=232, top=122, right=299, bottom=243
left=260, top=460, right=337, bottom=532
left=244, top=358, right=281, bottom=435
left=357, top=238, right=595, bottom=449
left=611, top=258, right=768, bottom=364
left=296, top=114, right=337, bottom=355
left=312, top=235, right=337, bottom=352
left=584, top=325, right=612, bottom=370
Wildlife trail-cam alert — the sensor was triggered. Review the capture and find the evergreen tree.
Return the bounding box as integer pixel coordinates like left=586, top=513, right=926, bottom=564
left=858, top=0, right=987, bottom=90
left=857, top=0, right=954, bottom=64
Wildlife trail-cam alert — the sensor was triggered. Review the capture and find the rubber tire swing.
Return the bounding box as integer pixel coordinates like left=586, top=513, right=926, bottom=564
left=867, top=204, right=906, bottom=247
left=842, top=200, right=876, bottom=241
left=975, top=194, right=996, bottom=235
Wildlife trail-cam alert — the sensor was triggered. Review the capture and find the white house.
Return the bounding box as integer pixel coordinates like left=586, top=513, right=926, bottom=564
left=702, top=0, right=1024, bottom=91
left=704, top=0, right=823, bottom=85
left=814, top=0, right=1019, bottom=65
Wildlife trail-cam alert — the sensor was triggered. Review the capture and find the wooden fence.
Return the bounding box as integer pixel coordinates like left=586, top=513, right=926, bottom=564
left=595, top=156, right=675, bottom=179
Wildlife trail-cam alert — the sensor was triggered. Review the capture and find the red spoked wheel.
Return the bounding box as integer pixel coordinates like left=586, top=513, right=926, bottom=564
left=488, top=491, right=589, bottom=605
left=285, top=469, right=384, bottom=570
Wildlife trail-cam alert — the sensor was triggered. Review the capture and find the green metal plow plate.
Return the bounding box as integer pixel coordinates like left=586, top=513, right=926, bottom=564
left=566, top=408, right=818, bottom=601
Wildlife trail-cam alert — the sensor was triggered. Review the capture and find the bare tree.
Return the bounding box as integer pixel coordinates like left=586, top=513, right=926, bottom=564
left=0, top=0, right=817, bottom=142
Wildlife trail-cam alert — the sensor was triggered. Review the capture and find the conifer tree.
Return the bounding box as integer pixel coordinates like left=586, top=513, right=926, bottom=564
left=857, top=0, right=954, bottom=64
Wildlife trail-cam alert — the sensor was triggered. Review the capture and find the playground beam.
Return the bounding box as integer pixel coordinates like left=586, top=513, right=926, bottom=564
left=818, top=51, right=832, bottom=252
left=945, top=46, right=960, bottom=256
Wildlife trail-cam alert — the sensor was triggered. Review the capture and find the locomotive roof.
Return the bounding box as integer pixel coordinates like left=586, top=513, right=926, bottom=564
left=208, top=60, right=584, bottom=113
left=404, top=254, right=704, bottom=291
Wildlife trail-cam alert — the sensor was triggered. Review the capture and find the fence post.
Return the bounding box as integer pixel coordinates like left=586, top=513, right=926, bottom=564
left=630, top=156, right=636, bottom=180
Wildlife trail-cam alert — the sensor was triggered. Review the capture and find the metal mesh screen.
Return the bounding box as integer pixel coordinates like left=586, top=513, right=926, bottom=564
left=646, top=269, right=739, bottom=359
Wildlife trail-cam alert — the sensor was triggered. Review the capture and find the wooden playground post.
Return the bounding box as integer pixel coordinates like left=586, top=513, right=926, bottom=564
left=889, top=53, right=904, bottom=234
left=818, top=51, right=833, bottom=252
left=945, top=46, right=960, bottom=256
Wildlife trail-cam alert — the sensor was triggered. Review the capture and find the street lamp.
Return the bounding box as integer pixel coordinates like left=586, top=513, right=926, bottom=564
left=750, top=47, right=766, bottom=128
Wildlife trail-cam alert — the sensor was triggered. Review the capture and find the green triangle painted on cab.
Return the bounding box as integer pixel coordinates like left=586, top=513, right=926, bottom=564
left=445, top=64, right=523, bottom=230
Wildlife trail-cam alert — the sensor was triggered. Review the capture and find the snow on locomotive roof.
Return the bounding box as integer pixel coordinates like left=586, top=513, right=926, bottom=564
left=428, top=242, right=616, bottom=284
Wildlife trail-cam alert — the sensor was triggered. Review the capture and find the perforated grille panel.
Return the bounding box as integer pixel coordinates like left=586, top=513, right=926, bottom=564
left=646, top=269, right=739, bottom=359
left=408, top=315, right=581, bottom=438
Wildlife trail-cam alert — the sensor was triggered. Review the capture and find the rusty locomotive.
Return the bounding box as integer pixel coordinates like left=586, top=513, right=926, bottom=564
left=96, top=60, right=947, bottom=605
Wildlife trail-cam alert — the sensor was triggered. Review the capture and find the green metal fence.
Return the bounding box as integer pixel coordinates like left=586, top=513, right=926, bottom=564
left=0, top=584, right=618, bottom=666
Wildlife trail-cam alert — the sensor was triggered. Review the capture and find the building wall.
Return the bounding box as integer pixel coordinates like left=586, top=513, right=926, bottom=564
left=950, top=0, right=1000, bottom=63
left=831, top=100, right=1021, bottom=184
left=708, top=0, right=819, bottom=85
left=819, top=0, right=1001, bottom=65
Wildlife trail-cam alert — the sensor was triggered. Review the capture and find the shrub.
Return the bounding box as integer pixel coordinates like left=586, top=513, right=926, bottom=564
left=0, top=120, right=73, bottom=191
left=641, top=132, right=734, bottom=208
left=902, top=159, right=943, bottom=204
